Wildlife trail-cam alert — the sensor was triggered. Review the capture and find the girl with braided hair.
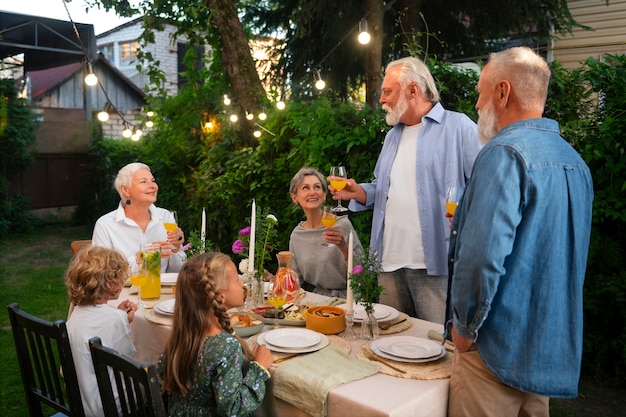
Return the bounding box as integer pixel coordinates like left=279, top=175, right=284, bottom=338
left=159, top=252, right=273, bottom=416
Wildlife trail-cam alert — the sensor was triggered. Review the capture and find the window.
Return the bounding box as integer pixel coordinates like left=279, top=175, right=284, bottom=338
left=99, top=44, right=115, bottom=62
left=120, top=41, right=140, bottom=66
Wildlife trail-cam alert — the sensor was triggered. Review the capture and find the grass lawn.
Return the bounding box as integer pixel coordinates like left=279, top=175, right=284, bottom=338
left=1, top=225, right=624, bottom=416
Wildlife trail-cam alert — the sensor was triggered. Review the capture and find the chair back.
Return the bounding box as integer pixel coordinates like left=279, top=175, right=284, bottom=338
left=7, top=303, right=85, bottom=417
left=70, top=240, right=92, bottom=255
left=89, top=337, right=166, bottom=417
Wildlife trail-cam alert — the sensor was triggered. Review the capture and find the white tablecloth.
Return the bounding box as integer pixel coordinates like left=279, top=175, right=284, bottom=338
left=111, top=287, right=449, bottom=417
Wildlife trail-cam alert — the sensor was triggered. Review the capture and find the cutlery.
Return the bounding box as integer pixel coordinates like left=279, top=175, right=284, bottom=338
left=427, top=330, right=455, bottom=352
left=273, top=353, right=300, bottom=363
left=379, top=318, right=407, bottom=330
left=363, top=350, right=407, bottom=374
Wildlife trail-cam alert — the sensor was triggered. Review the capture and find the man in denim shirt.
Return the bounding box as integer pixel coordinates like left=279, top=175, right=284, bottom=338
left=446, top=47, right=593, bottom=416
left=330, top=57, right=481, bottom=324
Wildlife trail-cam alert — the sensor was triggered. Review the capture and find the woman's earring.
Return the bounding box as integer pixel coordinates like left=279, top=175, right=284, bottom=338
left=126, top=199, right=131, bottom=205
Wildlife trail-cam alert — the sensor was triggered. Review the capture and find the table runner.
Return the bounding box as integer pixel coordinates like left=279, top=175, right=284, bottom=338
left=271, top=344, right=379, bottom=417
left=356, top=341, right=452, bottom=380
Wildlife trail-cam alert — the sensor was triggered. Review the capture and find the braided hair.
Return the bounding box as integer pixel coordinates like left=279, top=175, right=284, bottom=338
left=161, top=252, right=252, bottom=397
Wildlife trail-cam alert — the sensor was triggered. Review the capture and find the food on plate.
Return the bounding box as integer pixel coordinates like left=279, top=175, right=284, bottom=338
left=229, top=313, right=263, bottom=328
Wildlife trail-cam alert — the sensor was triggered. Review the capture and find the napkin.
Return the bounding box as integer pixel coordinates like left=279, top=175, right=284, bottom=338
left=272, top=344, right=379, bottom=417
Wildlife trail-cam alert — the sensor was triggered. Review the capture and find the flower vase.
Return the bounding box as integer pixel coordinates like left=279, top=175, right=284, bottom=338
left=360, top=308, right=379, bottom=340
left=244, top=272, right=265, bottom=309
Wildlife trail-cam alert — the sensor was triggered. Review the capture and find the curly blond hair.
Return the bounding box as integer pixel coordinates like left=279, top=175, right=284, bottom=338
left=65, top=246, right=128, bottom=306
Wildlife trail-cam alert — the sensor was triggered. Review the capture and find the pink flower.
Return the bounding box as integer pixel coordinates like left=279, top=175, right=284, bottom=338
left=352, top=265, right=363, bottom=275
left=238, top=226, right=251, bottom=236
left=182, top=243, right=192, bottom=252
left=232, top=239, right=246, bottom=254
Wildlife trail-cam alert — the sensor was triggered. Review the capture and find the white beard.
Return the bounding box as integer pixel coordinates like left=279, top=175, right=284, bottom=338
left=477, top=100, right=499, bottom=144
left=383, top=92, right=409, bottom=126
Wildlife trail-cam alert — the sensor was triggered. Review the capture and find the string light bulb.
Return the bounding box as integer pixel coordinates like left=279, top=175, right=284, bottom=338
left=146, top=111, right=154, bottom=117
left=122, top=123, right=133, bottom=138
left=84, top=62, right=98, bottom=86
left=223, top=95, right=231, bottom=105
left=246, top=112, right=254, bottom=121
left=97, top=101, right=113, bottom=122
left=145, top=120, right=154, bottom=128
left=358, top=18, right=371, bottom=45
left=276, top=100, right=286, bottom=110
left=314, top=70, right=326, bottom=90
left=230, top=114, right=238, bottom=122
left=253, top=130, right=262, bottom=138
left=258, top=111, right=267, bottom=121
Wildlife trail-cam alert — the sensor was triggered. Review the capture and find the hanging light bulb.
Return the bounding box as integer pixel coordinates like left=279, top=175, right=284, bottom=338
left=146, top=110, right=154, bottom=117
left=84, top=62, right=98, bottom=86
left=223, top=95, right=231, bottom=105
left=97, top=102, right=113, bottom=122
left=230, top=114, right=238, bottom=122
left=358, top=18, right=371, bottom=45
left=145, top=120, right=154, bottom=128
left=204, top=121, right=213, bottom=130
left=246, top=112, right=254, bottom=121
left=122, top=123, right=133, bottom=138
left=258, top=111, right=267, bottom=121
left=314, top=70, right=326, bottom=90
left=253, top=130, right=262, bottom=138
left=276, top=100, right=286, bottom=110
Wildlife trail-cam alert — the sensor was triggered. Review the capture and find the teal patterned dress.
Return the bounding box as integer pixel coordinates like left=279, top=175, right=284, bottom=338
left=159, top=332, right=270, bottom=417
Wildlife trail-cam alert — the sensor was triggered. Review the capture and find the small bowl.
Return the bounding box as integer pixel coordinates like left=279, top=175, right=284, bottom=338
left=229, top=312, right=265, bottom=337
left=305, top=306, right=346, bottom=335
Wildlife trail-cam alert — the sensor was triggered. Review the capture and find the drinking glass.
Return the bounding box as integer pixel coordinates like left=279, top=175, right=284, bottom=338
left=268, top=275, right=287, bottom=328
left=129, top=263, right=148, bottom=308
left=329, top=166, right=349, bottom=213
left=163, top=210, right=178, bottom=232
left=445, top=186, right=462, bottom=217
left=321, top=205, right=337, bottom=247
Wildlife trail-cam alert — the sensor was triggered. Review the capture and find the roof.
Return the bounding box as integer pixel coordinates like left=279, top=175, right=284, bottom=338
left=0, top=11, right=96, bottom=72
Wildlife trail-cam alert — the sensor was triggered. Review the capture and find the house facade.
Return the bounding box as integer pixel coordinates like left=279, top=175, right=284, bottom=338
left=551, top=0, right=626, bottom=69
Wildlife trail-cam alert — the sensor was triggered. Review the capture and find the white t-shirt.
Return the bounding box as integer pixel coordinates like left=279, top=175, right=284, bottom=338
left=67, top=304, right=136, bottom=417
left=382, top=123, right=426, bottom=271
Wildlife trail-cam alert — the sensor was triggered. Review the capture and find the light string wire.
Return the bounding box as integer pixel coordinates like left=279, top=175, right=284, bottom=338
left=61, top=0, right=139, bottom=135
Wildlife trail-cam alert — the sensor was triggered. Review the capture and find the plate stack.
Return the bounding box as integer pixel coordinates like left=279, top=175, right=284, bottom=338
left=257, top=328, right=329, bottom=353
left=154, top=299, right=175, bottom=316
left=370, top=336, right=445, bottom=363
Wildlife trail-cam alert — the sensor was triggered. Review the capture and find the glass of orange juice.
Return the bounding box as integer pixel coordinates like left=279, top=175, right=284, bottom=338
left=329, top=166, right=348, bottom=213
left=129, top=263, right=148, bottom=308
left=163, top=211, right=178, bottom=232
left=139, top=243, right=161, bottom=303
left=321, top=205, right=337, bottom=247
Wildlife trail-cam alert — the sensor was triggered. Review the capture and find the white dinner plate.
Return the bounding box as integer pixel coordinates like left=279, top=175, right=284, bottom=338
left=257, top=332, right=329, bottom=353
left=370, top=339, right=446, bottom=363
left=376, top=336, right=442, bottom=359
left=154, top=299, right=175, bottom=315
left=161, top=273, right=178, bottom=285
left=336, top=303, right=399, bottom=323
left=263, top=328, right=322, bottom=348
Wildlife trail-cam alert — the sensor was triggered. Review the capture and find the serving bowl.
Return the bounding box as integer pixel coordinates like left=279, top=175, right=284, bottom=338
left=304, top=306, right=346, bottom=335
left=229, top=311, right=265, bottom=337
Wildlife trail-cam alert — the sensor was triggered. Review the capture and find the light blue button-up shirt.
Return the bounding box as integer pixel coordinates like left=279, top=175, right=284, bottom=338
left=448, top=118, right=593, bottom=397
left=349, top=102, right=481, bottom=275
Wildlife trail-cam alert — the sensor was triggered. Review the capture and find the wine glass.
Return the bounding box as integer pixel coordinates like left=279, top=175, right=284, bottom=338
left=445, top=186, right=462, bottom=217
left=129, top=263, right=148, bottom=309
left=329, top=166, right=348, bottom=213
left=268, top=275, right=286, bottom=328
left=163, top=210, right=178, bottom=232
left=321, top=205, right=337, bottom=247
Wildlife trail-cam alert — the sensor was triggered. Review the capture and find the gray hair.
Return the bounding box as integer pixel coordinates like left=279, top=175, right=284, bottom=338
left=486, top=47, right=551, bottom=112
left=113, top=162, right=151, bottom=201
left=386, top=57, right=440, bottom=103
left=289, top=167, right=328, bottom=196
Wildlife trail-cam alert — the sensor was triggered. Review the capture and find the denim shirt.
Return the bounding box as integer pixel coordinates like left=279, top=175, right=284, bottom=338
left=448, top=118, right=593, bottom=397
left=349, top=102, right=481, bottom=275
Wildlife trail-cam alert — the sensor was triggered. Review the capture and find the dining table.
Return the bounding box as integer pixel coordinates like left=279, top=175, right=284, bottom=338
left=111, top=282, right=450, bottom=417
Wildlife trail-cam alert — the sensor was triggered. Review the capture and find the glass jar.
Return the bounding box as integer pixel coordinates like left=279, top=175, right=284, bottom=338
left=274, top=251, right=300, bottom=304
left=139, top=243, right=161, bottom=301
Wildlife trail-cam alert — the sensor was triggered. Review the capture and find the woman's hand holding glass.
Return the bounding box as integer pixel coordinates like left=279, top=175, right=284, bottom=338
left=163, top=210, right=184, bottom=256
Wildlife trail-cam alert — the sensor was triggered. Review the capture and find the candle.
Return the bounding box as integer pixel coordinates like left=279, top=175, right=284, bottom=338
left=248, top=200, right=256, bottom=274
left=346, top=231, right=354, bottom=314
left=201, top=208, right=206, bottom=251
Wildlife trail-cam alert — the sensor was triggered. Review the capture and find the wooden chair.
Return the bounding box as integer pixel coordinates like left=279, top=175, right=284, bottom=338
left=70, top=240, right=92, bottom=255
left=89, top=336, right=166, bottom=417
left=7, top=303, right=85, bottom=417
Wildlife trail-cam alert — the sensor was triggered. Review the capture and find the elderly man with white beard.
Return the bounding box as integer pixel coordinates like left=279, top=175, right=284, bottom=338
left=445, top=47, right=594, bottom=417
left=329, top=57, right=481, bottom=324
